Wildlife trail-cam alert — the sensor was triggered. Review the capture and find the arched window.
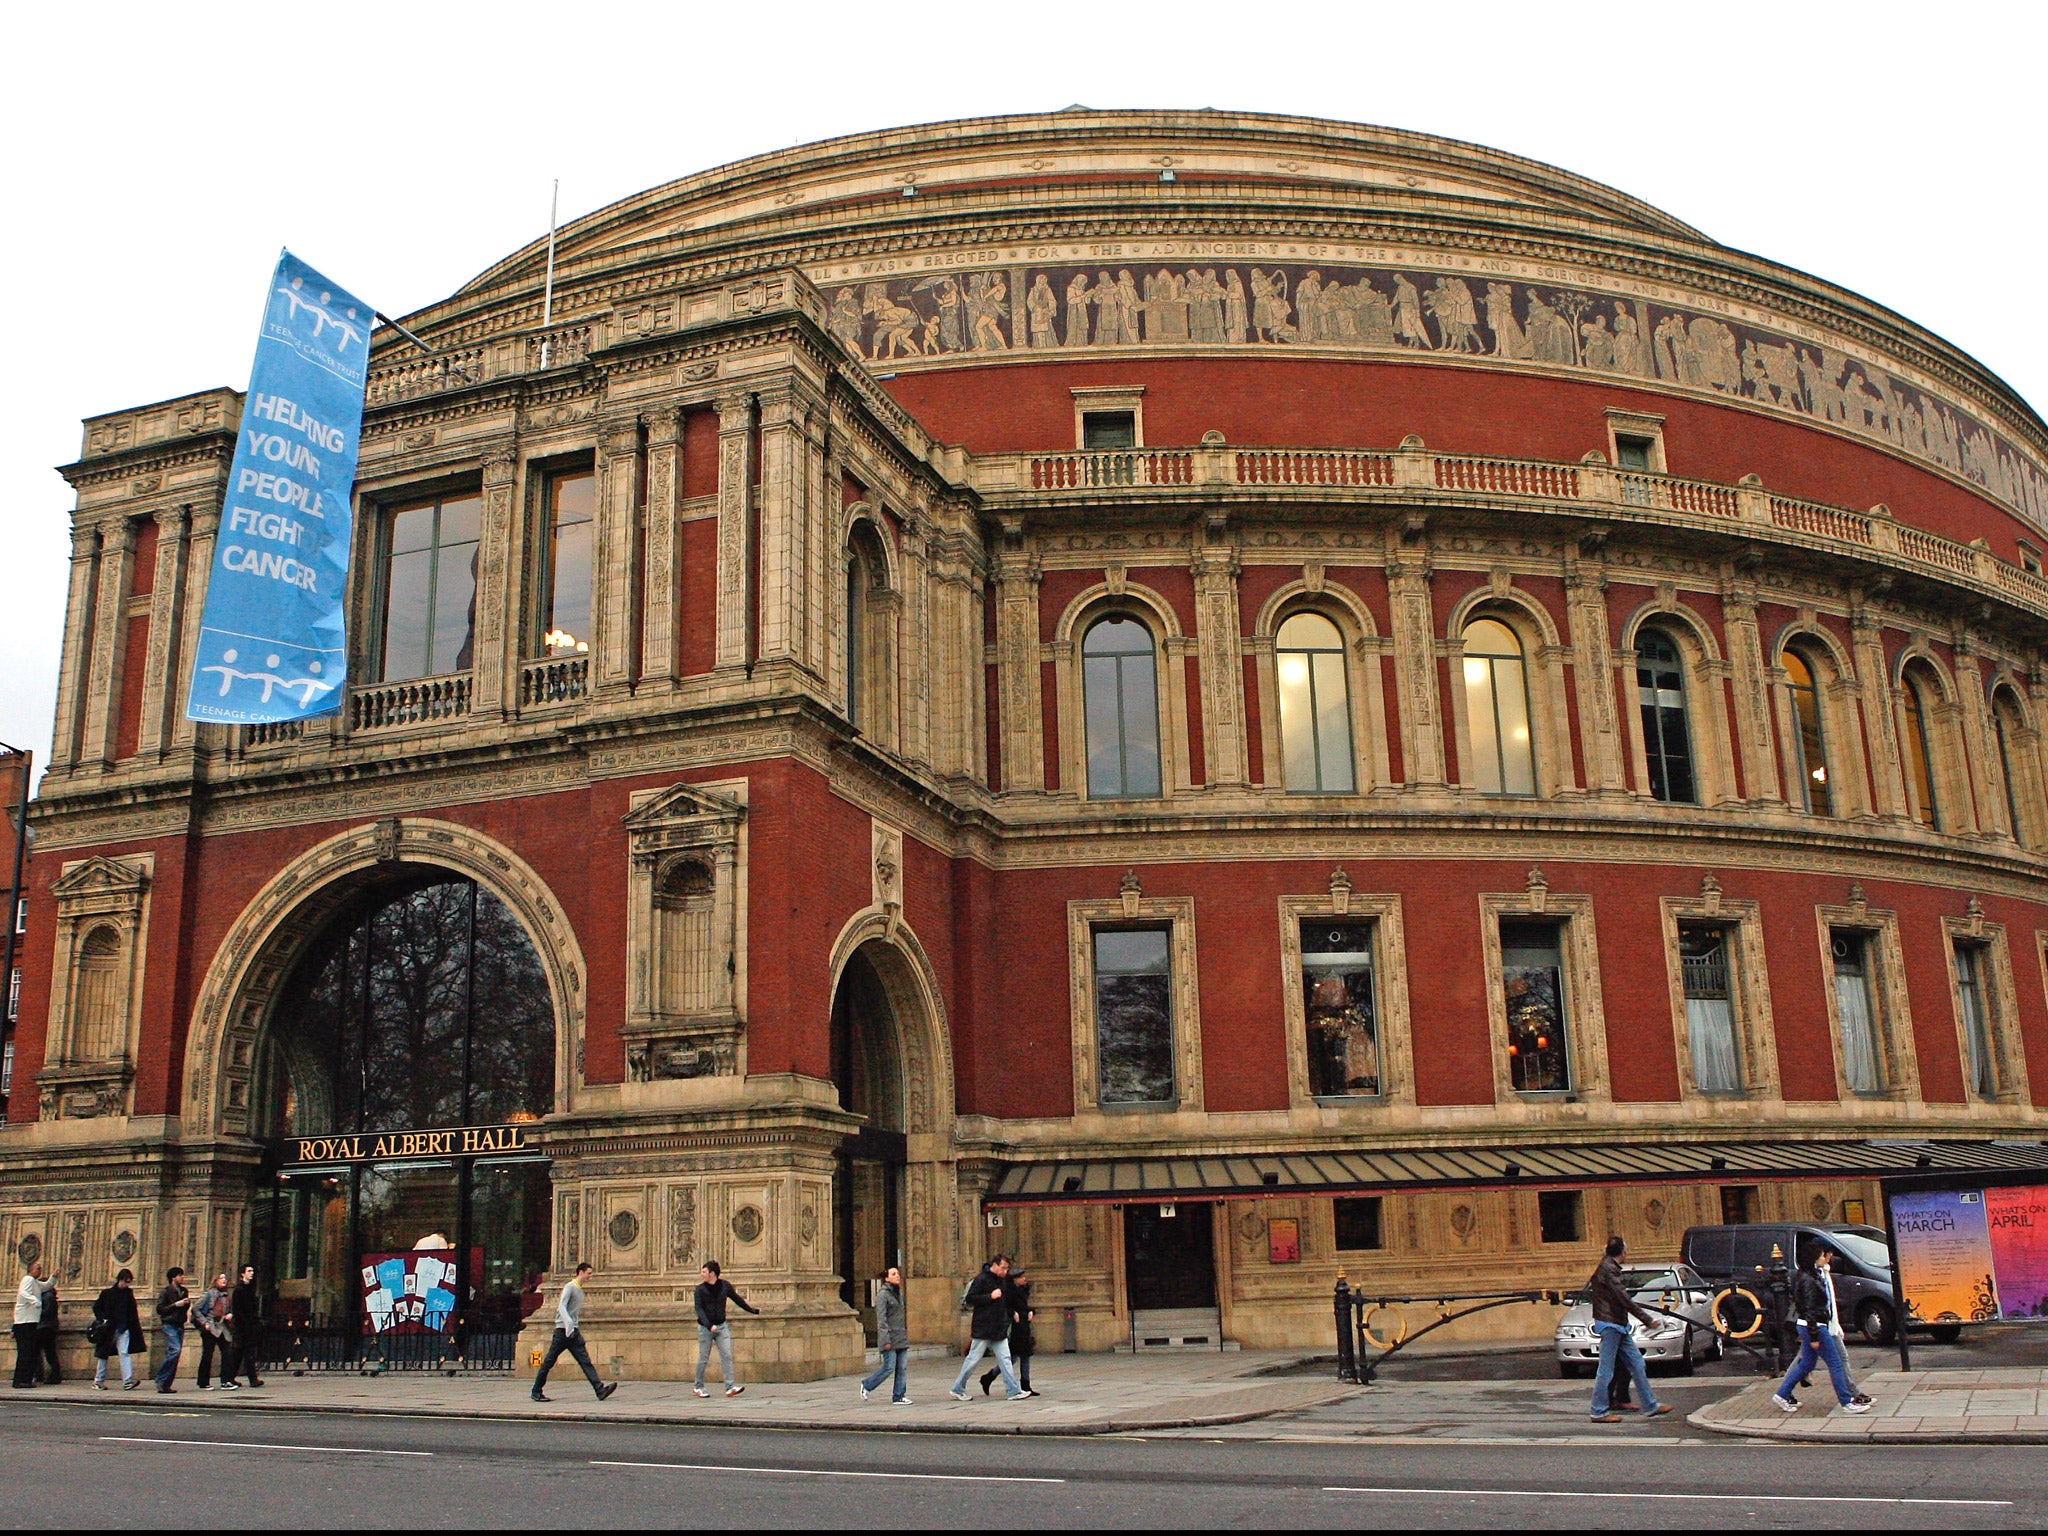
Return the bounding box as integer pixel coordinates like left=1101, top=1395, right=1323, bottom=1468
left=844, top=524, right=888, bottom=731
left=1992, top=687, right=2028, bottom=841
left=1275, top=611, right=1354, bottom=793
left=1461, top=617, right=1535, bottom=795
left=1900, top=664, right=1942, bottom=829
left=1083, top=616, right=1162, bottom=798
left=1782, top=646, right=1833, bottom=816
left=74, top=926, right=123, bottom=1061
left=845, top=556, right=865, bottom=729
left=1636, top=628, right=1696, bottom=803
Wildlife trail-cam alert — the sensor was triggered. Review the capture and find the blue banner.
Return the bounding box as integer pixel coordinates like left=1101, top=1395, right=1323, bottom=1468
left=185, top=250, right=371, bottom=724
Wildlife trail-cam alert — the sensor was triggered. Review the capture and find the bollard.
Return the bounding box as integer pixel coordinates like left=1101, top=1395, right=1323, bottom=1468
left=1062, top=1307, right=1078, bottom=1354
left=1765, top=1244, right=1791, bottom=1378
left=1334, top=1276, right=1356, bottom=1383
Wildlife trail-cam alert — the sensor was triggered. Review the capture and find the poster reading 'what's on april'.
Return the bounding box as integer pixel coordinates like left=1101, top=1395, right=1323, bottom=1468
left=1893, top=1189, right=1998, bottom=1325
left=1985, top=1185, right=2048, bottom=1321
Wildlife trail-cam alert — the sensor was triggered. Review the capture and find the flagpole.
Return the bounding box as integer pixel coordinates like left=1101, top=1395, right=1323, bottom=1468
left=539, top=179, right=559, bottom=369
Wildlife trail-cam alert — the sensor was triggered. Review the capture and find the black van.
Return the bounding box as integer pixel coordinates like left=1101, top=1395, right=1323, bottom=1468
left=1679, top=1222, right=1959, bottom=1344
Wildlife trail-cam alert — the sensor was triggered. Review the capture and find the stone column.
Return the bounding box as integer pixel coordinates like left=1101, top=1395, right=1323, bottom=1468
left=1950, top=631, right=1997, bottom=835
left=593, top=415, right=643, bottom=699
left=1565, top=554, right=1628, bottom=797
left=47, top=524, right=102, bottom=774
left=714, top=394, right=755, bottom=672
left=1720, top=580, right=1783, bottom=806
left=471, top=447, right=519, bottom=718
left=927, top=533, right=979, bottom=782
left=169, top=507, right=219, bottom=752
left=1385, top=536, right=1445, bottom=789
left=1191, top=542, right=1247, bottom=788
left=994, top=548, right=1044, bottom=795
left=1850, top=603, right=1909, bottom=822
left=78, top=519, right=137, bottom=767
left=640, top=406, right=683, bottom=690
left=135, top=508, right=189, bottom=759
left=901, top=514, right=936, bottom=770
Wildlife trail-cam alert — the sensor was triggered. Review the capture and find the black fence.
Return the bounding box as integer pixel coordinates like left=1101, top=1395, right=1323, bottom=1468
left=256, top=1316, right=520, bottom=1374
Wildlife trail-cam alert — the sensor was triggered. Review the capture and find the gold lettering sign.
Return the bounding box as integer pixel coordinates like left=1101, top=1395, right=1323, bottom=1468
left=281, top=1123, right=533, bottom=1165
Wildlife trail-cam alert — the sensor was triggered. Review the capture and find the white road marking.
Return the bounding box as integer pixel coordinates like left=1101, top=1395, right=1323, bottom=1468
left=101, top=1435, right=431, bottom=1457
left=1323, top=1485, right=2009, bottom=1507
left=593, top=1459, right=1064, bottom=1484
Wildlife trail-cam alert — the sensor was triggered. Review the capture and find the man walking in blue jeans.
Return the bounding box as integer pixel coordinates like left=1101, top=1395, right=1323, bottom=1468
left=949, top=1254, right=1036, bottom=1402
left=1772, top=1245, right=1874, bottom=1415
left=693, top=1259, right=759, bottom=1399
left=1586, top=1236, right=1673, bottom=1423
left=152, top=1267, right=189, bottom=1394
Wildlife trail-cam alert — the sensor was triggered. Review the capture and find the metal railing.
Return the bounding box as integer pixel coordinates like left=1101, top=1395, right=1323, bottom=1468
left=348, top=673, right=471, bottom=732
left=257, top=1314, right=519, bottom=1374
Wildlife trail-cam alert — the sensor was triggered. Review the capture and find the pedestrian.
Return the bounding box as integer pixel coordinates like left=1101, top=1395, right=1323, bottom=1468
left=949, top=1253, right=1035, bottom=1402
left=530, top=1260, right=617, bottom=1403
left=980, top=1262, right=1035, bottom=1396
left=1585, top=1237, right=1672, bottom=1423
left=859, top=1265, right=912, bottom=1406
left=35, top=1275, right=61, bottom=1385
left=12, top=1260, right=51, bottom=1389
left=220, top=1263, right=265, bottom=1389
left=193, top=1272, right=230, bottom=1389
left=693, top=1259, right=759, bottom=1399
left=1772, top=1245, right=1873, bottom=1415
left=91, top=1268, right=144, bottom=1391
left=153, top=1266, right=189, bottom=1394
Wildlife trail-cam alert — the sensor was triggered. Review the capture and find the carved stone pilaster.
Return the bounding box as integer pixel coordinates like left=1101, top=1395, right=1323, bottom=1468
left=1565, top=557, right=1628, bottom=797
left=79, top=520, right=137, bottom=769
left=48, top=524, right=102, bottom=774
left=901, top=513, right=936, bottom=770
left=756, top=384, right=827, bottom=681
left=1850, top=604, right=1909, bottom=822
left=1720, top=578, right=1783, bottom=806
left=714, top=394, right=755, bottom=671
left=471, top=448, right=519, bottom=718
left=1191, top=542, right=1246, bottom=787
left=994, top=548, right=1044, bottom=794
left=168, top=507, right=218, bottom=752
left=593, top=416, right=643, bottom=697
left=640, top=407, right=683, bottom=689
left=1385, top=538, right=1444, bottom=789
left=1949, top=631, right=1997, bottom=835
left=132, top=508, right=188, bottom=760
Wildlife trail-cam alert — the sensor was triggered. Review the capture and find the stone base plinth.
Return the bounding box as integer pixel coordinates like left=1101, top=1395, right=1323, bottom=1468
left=517, top=1306, right=867, bottom=1385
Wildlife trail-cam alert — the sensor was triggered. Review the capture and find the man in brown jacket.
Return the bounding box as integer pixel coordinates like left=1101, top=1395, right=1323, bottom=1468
left=1586, top=1236, right=1672, bottom=1423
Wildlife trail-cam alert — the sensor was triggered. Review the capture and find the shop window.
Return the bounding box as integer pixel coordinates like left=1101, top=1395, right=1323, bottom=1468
left=1334, top=1197, right=1384, bottom=1252
left=1276, top=612, right=1355, bottom=793
left=1679, top=924, right=1742, bottom=1094
left=1720, top=1185, right=1758, bottom=1225
left=380, top=493, right=480, bottom=682
left=1093, top=927, right=1175, bottom=1106
left=1781, top=646, right=1833, bottom=816
left=1500, top=919, right=1570, bottom=1093
left=1538, top=1190, right=1583, bottom=1244
left=1461, top=618, right=1536, bottom=795
left=1301, top=919, right=1379, bottom=1098
left=1953, top=941, right=1996, bottom=1100
left=1082, top=616, right=1162, bottom=799
left=1900, top=664, right=1942, bottom=830
left=537, top=468, right=594, bottom=658
left=1636, top=628, right=1696, bottom=804
left=1830, top=931, right=1884, bottom=1095
left=1081, top=410, right=1136, bottom=450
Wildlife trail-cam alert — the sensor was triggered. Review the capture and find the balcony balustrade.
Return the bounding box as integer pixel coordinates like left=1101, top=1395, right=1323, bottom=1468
left=348, top=673, right=471, bottom=732
left=519, top=655, right=589, bottom=708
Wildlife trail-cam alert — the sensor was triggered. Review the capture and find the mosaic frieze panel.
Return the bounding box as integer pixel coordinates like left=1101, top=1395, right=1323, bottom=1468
left=820, top=256, right=2048, bottom=524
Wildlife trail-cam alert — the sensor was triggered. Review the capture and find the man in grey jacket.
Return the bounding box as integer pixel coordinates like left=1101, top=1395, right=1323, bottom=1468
left=859, top=1265, right=912, bottom=1405
left=531, top=1261, right=617, bottom=1403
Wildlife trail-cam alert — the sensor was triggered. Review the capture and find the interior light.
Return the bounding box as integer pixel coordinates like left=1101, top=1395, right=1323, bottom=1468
left=1812, top=768, right=1827, bottom=782
left=1463, top=660, right=1487, bottom=682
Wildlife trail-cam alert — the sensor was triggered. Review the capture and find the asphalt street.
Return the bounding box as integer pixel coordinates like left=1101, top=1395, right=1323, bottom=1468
left=0, top=1396, right=2036, bottom=1528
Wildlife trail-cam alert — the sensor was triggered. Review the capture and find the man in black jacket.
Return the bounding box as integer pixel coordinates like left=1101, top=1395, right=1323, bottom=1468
left=221, top=1264, right=264, bottom=1389
left=1772, top=1246, right=1873, bottom=1414
left=152, top=1267, right=189, bottom=1394
left=692, top=1260, right=759, bottom=1399
left=948, top=1254, right=1034, bottom=1402
left=33, top=1277, right=60, bottom=1385
left=1585, top=1236, right=1671, bottom=1423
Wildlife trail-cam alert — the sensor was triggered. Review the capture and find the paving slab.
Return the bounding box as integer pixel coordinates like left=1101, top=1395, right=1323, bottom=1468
left=1690, top=1368, right=2048, bottom=1444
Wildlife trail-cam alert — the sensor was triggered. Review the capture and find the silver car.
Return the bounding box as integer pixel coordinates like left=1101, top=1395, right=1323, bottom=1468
left=1553, top=1262, right=1722, bottom=1378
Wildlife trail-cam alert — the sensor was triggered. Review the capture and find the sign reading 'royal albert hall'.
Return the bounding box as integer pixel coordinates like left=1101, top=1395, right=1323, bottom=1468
left=184, top=250, right=371, bottom=725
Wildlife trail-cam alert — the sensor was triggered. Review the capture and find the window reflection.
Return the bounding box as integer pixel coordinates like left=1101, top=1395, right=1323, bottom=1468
left=1636, top=629, right=1696, bottom=803
left=1782, top=647, right=1833, bottom=816
left=1276, top=612, right=1354, bottom=793
left=1501, top=920, right=1569, bottom=1093
left=381, top=495, right=480, bottom=681
left=1094, top=927, right=1173, bottom=1104
left=541, top=472, right=594, bottom=657
left=1462, top=618, right=1535, bottom=794
left=1302, top=920, right=1379, bottom=1097
left=1083, top=617, right=1162, bottom=798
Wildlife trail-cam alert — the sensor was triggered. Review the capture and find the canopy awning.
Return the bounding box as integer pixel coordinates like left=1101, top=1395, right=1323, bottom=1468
left=984, top=1138, right=2048, bottom=1206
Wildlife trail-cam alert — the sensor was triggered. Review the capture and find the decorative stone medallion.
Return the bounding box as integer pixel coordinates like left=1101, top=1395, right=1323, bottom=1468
left=1449, top=1204, right=1476, bottom=1241
left=1643, top=1199, right=1666, bottom=1231
left=608, top=1210, right=641, bottom=1250
left=111, top=1230, right=137, bottom=1264
left=1811, top=1194, right=1833, bottom=1221
left=731, top=1205, right=764, bottom=1244
left=15, top=1234, right=41, bottom=1268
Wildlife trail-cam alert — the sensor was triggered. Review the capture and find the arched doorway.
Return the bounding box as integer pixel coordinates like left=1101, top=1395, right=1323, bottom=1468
left=830, top=944, right=906, bottom=1338
left=247, top=869, right=556, bottom=1367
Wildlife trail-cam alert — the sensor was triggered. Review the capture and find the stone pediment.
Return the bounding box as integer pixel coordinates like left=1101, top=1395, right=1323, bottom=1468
left=621, top=782, right=745, bottom=831
left=50, top=853, right=151, bottom=904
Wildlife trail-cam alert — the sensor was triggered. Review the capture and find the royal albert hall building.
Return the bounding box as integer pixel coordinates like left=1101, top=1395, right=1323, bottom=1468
left=11, top=110, right=2048, bottom=1379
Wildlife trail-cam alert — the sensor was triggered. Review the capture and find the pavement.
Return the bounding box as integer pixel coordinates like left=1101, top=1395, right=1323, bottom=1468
left=1691, top=1367, right=2048, bottom=1444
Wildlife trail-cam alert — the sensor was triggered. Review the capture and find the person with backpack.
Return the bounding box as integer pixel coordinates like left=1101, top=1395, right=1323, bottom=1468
left=692, top=1259, right=759, bottom=1399
left=948, top=1254, right=1034, bottom=1402
left=91, top=1269, right=144, bottom=1391
left=193, top=1272, right=230, bottom=1389
left=980, top=1262, right=1036, bottom=1396
left=33, top=1276, right=60, bottom=1385
left=153, top=1267, right=189, bottom=1394
left=859, top=1265, right=912, bottom=1405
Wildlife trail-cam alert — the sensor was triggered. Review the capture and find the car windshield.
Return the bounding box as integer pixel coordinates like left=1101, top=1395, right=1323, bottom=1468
left=1624, top=1269, right=1685, bottom=1293
left=1826, top=1232, right=1892, bottom=1272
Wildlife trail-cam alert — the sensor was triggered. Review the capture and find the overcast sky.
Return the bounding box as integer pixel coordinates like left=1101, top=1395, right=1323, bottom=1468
left=3, top=2, right=2042, bottom=781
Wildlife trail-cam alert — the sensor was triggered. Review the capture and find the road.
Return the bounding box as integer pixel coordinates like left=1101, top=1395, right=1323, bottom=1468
left=0, top=1397, right=2034, bottom=1528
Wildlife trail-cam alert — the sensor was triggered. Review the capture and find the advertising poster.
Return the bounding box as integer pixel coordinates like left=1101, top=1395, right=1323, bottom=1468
left=1892, top=1190, right=1997, bottom=1325
left=1984, top=1184, right=2048, bottom=1321
left=360, top=1249, right=468, bottom=1334
left=186, top=250, right=371, bottom=724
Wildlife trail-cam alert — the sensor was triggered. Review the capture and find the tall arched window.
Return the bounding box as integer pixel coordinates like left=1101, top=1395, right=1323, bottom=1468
left=1635, top=628, right=1696, bottom=803
left=1461, top=617, right=1535, bottom=795
left=1782, top=646, right=1833, bottom=816
left=1083, top=616, right=1162, bottom=798
left=844, top=522, right=889, bottom=734
left=1992, top=687, right=2028, bottom=841
left=1900, top=664, right=1942, bottom=829
left=845, top=556, right=865, bottom=729
left=1275, top=611, right=1355, bottom=793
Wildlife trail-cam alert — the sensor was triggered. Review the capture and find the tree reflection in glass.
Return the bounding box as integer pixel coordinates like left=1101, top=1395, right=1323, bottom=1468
left=1302, top=920, right=1379, bottom=1096
left=1500, top=919, right=1570, bottom=1093
left=1093, top=927, right=1173, bottom=1104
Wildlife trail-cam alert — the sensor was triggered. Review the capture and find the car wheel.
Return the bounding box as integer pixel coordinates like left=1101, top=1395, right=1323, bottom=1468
left=1707, top=1331, right=1724, bottom=1362
left=1929, top=1323, right=1963, bottom=1345
left=1857, top=1301, right=1896, bottom=1345
left=1674, top=1327, right=1696, bottom=1376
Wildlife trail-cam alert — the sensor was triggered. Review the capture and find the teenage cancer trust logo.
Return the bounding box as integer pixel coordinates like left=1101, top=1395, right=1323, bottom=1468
left=196, top=647, right=333, bottom=708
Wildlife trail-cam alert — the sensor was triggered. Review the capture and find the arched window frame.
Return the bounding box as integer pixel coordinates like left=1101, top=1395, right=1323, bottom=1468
left=841, top=510, right=901, bottom=752
left=1447, top=595, right=1569, bottom=799
left=1894, top=655, right=1962, bottom=831
left=1252, top=584, right=1388, bottom=794
left=41, top=851, right=154, bottom=1120
left=1618, top=606, right=1737, bottom=807
left=1771, top=630, right=1868, bottom=818
left=1987, top=679, right=2041, bottom=847
left=1053, top=584, right=1191, bottom=801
